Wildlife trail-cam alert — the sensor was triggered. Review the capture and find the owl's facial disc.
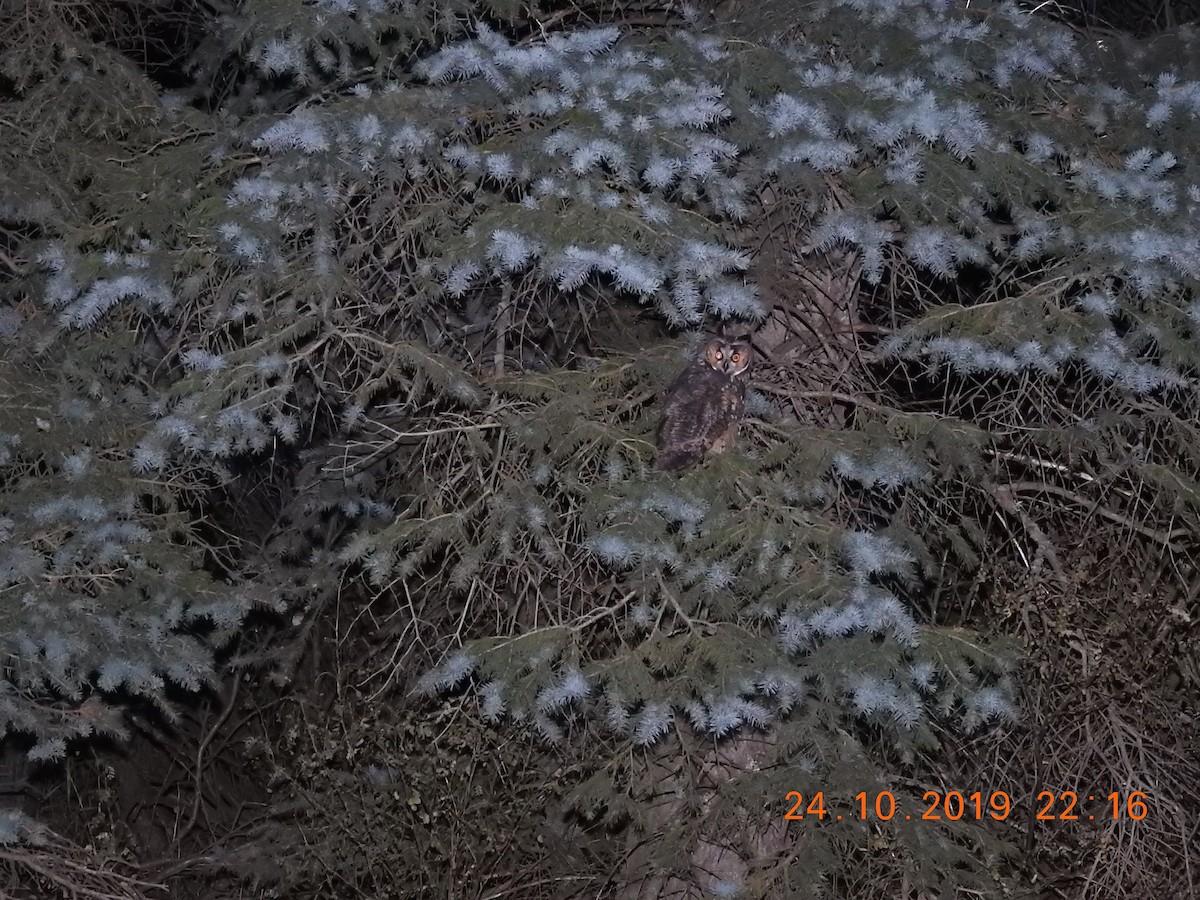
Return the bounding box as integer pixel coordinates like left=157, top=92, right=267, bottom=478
left=704, top=341, right=725, bottom=369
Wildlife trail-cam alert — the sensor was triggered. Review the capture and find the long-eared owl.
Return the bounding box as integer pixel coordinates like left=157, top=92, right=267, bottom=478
left=654, top=336, right=752, bottom=471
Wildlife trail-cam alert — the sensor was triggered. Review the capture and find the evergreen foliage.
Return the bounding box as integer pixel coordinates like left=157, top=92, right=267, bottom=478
left=2, top=0, right=1198, bottom=894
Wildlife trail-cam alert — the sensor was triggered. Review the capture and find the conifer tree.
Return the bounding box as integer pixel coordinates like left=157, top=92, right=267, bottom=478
left=2, top=0, right=1197, bottom=893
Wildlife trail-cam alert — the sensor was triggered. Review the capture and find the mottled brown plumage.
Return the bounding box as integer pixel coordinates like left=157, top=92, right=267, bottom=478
left=654, top=337, right=752, bottom=471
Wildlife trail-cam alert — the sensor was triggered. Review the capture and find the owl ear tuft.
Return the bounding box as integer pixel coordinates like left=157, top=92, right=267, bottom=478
left=712, top=325, right=753, bottom=343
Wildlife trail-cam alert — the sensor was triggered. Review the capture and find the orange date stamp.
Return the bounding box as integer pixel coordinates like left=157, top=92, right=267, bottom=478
left=783, top=790, right=1149, bottom=823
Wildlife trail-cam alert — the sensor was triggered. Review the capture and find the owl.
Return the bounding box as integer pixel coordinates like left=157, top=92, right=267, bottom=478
left=654, top=337, right=752, bottom=471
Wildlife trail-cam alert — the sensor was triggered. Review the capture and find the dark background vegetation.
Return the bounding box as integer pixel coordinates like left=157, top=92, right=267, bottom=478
left=1, top=0, right=1198, bottom=897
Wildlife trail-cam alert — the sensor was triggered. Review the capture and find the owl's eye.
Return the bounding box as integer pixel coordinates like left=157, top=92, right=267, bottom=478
left=731, top=351, right=744, bottom=362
